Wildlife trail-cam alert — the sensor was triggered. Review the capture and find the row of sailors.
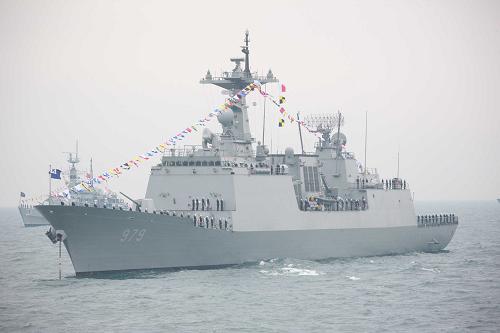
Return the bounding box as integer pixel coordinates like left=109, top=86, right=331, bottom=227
left=58, top=200, right=234, bottom=230
left=19, top=203, right=35, bottom=209
left=190, top=198, right=224, bottom=211
left=417, top=214, right=458, bottom=226
left=222, top=161, right=268, bottom=168
left=192, top=214, right=232, bottom=231
left=382, top=179, right=407, bottom=190
left=223, top=161, right=281, bottom=173
left=60, top=201, right=130, bottom=210
left=64, top=199, right=227, bottom=213
left=60, top=201, right=185, bottom=214
left=300, top=197, right=368, bottom=211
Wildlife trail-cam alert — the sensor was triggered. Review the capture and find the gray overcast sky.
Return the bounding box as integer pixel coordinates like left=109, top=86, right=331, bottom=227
left=1, top=0, right=499, bottom=206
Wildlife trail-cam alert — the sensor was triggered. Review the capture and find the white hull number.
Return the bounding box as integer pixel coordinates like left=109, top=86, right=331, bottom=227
left=120, top=228, right=146, bottom=242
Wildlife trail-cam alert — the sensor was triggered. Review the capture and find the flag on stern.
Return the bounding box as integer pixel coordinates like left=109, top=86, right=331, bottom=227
left=49, top=169, right=62, bottom=179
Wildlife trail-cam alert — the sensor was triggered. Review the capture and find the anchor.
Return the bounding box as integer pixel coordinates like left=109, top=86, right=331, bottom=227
left=45, top=227, right=67, bottom=279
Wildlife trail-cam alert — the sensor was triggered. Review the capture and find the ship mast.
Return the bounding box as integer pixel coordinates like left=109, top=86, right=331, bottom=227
left=335, top=112, right=342, bottom=174
left=63, top=141, right=81, bottom=188
left=364, top=111, right=368, bottom=175
left=200, top=31, right=278, bottom=155
left=242, top=30, right=251, bottom=77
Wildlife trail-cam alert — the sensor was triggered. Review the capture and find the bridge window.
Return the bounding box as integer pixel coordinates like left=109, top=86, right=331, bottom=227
left=214, top=161, right=221, bottom=166
left=202, top=161, right=208, bottom=166
left=209, top=161, right=215, bottom=166
left=189, top=161, right=195, bottom=166
left=182, top=161, right=188, bottom=166
left=196, top=161, right=201, bottom=166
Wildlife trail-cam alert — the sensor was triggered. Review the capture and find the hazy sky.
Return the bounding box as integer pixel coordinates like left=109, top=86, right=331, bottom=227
left=1, top=0, right=499, bottom=206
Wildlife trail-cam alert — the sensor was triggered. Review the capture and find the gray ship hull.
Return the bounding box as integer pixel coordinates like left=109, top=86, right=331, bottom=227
left=18, top=206, right=49, bottom=227
left=37, top=206, right=457, bottom=276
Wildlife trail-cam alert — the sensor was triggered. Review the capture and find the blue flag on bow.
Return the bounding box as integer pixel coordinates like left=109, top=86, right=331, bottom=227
left=49, top=169, right=62, bottom=179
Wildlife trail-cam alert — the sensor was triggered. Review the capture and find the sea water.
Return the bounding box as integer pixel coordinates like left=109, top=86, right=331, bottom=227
left=0, top=201, right=499, bottom=332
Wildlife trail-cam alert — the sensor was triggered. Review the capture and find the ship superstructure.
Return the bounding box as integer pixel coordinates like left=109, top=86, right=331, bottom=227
left=38, top=32, right=458, bottom=275
left=61, top=149, right=128, bottom=209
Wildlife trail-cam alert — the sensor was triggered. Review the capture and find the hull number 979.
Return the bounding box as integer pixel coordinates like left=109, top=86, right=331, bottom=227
left=120, top=228, right=146, bottom=242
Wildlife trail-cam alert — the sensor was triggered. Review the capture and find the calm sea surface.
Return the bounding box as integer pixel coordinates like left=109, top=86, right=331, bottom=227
left=0, top=201, right=499, bottom=332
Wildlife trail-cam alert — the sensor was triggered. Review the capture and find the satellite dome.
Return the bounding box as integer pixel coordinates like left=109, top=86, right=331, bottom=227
left=218, top=110, right=234, bottom=127
left=332, top=132, right=347, bottom=146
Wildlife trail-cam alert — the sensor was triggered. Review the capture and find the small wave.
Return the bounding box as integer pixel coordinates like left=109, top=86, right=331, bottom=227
left=259, top=266, right=323, bottom=276
left=421, top=267, right=440, bottom=273
left=346, top=275, right=360, bottom=281
left=282, top=267, right=320, bottom=276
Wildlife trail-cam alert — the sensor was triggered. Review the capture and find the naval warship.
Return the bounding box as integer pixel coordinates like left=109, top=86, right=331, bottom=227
left=19, top=201, right=49, bottom=227
left=20, top=147, right=128, bottom=227
left=38, top=32, right=458, bottom=275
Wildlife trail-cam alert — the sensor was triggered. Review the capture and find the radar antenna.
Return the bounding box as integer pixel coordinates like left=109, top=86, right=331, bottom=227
left=63, top=141, right=80, bottom=167
left=303, top=114, right=344, bottom=143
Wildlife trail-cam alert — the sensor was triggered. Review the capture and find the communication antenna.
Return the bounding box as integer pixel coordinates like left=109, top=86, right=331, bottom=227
left=397, top=146, right=400, bottom=179
left=364, top=111, right=368, bottom=175
left=262, top=85, right=267, bottom=145
left=335, top=111, right=343, bottom=157
left=90, top=158, right=93, bottom=178
left=297, top=111, right=304, bottom=154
